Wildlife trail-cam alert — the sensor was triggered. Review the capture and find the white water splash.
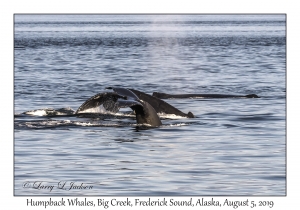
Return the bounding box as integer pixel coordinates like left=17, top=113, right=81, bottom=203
left=168, top=123, right=188, bottom=127
left=24, top=109, right=48, bottom=116
left=78, top=105, right=107, bottom=113
left=23, top=107, right=75, bottom=116
left=157, top=113, right=188, bottom=119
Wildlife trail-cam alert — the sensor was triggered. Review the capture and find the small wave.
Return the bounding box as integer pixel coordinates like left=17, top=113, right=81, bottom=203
left=15, top=118, right=195, bottom=130
left=23, top=119, right=74, bottom=129
left=14, top=46, right=26, bottom=50
left=23, top=108, right=75, bottom=116
left=73, top=121, right=124, bottom=127
left=14, top=36, right=286, bottom=48
left=15, top=107, right=194, bottom=130
left=168, top=123, right=188, bottom=127
left=156, top=122, right=190, bottom=128
left=19, top=106, right=189, bottom=120
left=16, top=119, right=125, bottom=129
left=17, top=106, right=136, bottom=121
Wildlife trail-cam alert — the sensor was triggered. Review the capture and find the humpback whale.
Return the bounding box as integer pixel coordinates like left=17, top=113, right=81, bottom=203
left=152, top=92, right=259, bottom=99
left=129, top=89, right=194, bottom=118
left=75, top=87, right=258, bottom=127
left=76, top=87, right=164, bottom=127
left=76, top=92, right=127, bottom=113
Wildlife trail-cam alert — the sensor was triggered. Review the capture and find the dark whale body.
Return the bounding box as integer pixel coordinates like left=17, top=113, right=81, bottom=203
left=76, top=88, right=165, bottom=127
left=152, top=92, right=259, bottom=99
left=75, top=92, right=127, bottom=114
left=75, top=87, right=258, bottom=127
left=129, top=89, right=194, bottom=118
left=129, top=98, right=162, bottom=127
left=107, top=87, right=162, bottom=126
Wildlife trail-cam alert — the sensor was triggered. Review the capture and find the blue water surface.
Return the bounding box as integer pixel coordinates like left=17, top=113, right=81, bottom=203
left=14, top=14, right=286, bottom=196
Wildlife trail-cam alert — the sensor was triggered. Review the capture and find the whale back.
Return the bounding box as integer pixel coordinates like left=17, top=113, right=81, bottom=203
left=130, top=89, right=194, bottom=118
left=153, top=92, right=259, bottom=99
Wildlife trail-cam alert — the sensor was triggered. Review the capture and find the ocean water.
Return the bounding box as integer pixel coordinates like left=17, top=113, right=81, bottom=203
left=14, top=14, right=286, bottom=196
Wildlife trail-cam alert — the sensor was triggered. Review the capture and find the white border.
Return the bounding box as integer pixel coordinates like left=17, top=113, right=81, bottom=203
left=3, top=0, right=297, bottom=209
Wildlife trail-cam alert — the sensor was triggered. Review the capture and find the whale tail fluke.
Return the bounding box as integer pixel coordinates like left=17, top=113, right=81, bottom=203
left=75, top=92, right=126, bottom=114
left=107, top=87, right=162, bottom=126
left=77, top=88, right=162, bottom=127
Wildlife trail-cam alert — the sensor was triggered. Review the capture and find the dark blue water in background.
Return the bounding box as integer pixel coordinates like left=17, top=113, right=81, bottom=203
left=14, top=15, right=286, bottom=195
